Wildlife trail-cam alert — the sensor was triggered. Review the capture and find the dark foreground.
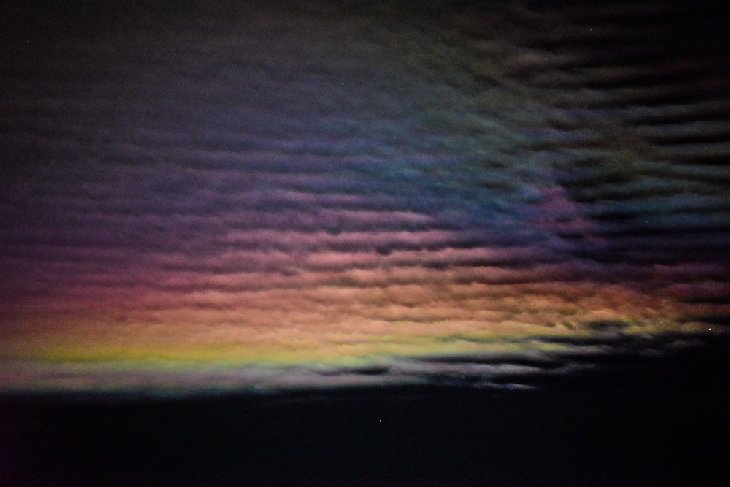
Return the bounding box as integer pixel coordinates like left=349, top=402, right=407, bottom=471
left=2, top=340, right=729, bottom=486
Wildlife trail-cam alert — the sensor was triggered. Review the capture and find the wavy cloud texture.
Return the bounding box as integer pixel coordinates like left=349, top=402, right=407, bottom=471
left=1, top=1, right=728, bottom=393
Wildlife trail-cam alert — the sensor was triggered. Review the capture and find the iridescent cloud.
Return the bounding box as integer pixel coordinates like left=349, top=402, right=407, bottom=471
left=1, top=1, right=728, bottom=394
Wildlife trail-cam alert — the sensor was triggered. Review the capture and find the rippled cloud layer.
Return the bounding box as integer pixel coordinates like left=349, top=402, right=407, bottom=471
left=1, top=0, right=728, bottom=393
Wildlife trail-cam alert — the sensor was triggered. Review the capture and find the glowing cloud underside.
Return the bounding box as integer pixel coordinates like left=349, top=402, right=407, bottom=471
left=1, top=1, right=728, bottom=393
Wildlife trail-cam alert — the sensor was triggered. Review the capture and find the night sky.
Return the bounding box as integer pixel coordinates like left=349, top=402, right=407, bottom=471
left=1, top=1, right=730, bottom=484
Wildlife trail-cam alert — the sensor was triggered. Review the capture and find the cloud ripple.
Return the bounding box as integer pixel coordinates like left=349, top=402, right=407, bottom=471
left=1, top=0, right=728, bottom=393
